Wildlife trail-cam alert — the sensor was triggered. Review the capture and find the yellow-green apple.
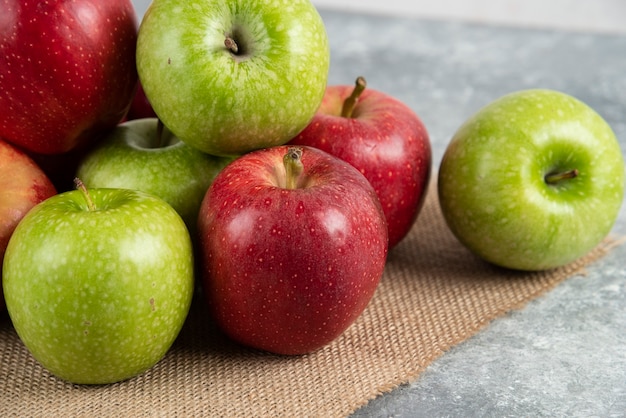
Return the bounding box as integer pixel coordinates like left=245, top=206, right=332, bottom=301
left=438, top=89, right=625, bottom=271
left=136, top=0, right=330, bottom=157
left=0, top=0, right=138, bottom=155
left=197, top=146, right=388, bottom=355
left=76, top=118, right=233, bottom=232
left=0, top=139, right=57, bottom=310
left=289, top=77, right=432, bottom=249
left=2, top=181, right=194, bottom=384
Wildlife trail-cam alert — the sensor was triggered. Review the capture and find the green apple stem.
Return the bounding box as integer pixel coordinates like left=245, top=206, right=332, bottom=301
left=341, top=76, right=367, bottom=118
left=224, top=36, right=239, bottom=54
left=74, top=178, right=96, bottom=211
left=283, top=147, right=304, bottom=190
left=545, top=169, right=579, bottom=185
left=156, top=118, right=166, bottom=148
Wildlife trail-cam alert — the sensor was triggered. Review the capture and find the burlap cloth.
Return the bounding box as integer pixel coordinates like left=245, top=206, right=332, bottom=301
left=0, top=178, right=621, bottom=417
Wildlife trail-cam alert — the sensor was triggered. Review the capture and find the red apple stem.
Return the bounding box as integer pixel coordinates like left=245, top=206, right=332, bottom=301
left=74, top=178, right=96, bottom=211
left=283, top=147, right=304, bottom=190
left=545, top=169, right=579, bottom=185
left=224, top=36, right=239, bottom=54
left=341, top=76, right=367, bottom=118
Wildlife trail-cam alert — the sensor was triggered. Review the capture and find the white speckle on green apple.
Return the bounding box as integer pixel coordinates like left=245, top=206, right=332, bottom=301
left=438, top=89, right=625, bottom=271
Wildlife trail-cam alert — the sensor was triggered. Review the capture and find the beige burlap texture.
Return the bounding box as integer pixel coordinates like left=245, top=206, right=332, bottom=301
left=0, top=179, right=620, bottom=417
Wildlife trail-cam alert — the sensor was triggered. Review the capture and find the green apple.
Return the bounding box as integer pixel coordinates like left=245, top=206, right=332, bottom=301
left=438, top=89, right=625, bottom=271
left=76, top=118, right=233, bottom=232
left=2, top=182, right=195, bottom=384
left=136, top=0, right=330, bottom=157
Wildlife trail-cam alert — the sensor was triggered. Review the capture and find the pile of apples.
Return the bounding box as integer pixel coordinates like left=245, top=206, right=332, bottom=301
left=1, top=0, right=623, bottom=386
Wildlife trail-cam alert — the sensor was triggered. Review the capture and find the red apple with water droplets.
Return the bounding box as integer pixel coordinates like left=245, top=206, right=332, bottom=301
left=0, top=0, right=138, bottom=155
left=289, top=77, right=432, bottom=249
left=0, top=139, right=57, bottom=310
left=197, top=145, right=388, bottom=355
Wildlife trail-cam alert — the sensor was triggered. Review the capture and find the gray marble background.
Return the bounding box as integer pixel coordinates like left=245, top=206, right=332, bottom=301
left=131, top=3, right=626, bottom=416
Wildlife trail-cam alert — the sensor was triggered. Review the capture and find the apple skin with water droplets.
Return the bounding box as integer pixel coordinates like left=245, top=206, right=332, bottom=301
left=197, top=145, right=388, bottom=355
left=438, top=89, right=625, bottom=271
left=2, top=187, right=195, bottom=384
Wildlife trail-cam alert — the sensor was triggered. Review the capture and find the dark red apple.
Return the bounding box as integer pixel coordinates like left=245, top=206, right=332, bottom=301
left=0, top=139, right=57, bottom=310
left=27, top=141, right=97, bottom=192
left=0, top=0, right=138, bottom=155
left=289, top=77, right=432, bottom=249
left=125, top=81, right=157, bottom=121
left=197, top=145, right=388, bottom=355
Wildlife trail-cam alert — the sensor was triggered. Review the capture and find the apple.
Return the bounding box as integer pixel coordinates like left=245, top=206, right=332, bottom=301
left=438, top=89, right=625, bottom=271
left=125, top=81, right=158, bottom=121
left=289, top=77, right=432, bottom=249
left=27, top=142, right=97, bottom=193
left=136, top=0, right=330, bottom=157
left=0, top=139, right=57, bottom=311
left=0, top=0, right=138, bottom=155
left=76, top=118, right=233, bottom=231
left=197, top=145, right=388, bottom=355
left=2, top=180, right=195, bottom=384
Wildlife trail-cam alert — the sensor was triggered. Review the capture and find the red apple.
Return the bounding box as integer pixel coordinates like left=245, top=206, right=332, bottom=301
left=0, top=0, right=139, bottom=155
left=197, top=145, right=388, bottom=355
left=0, top=139, right=57, bottom=310
left=27, top=142, right=96, bottom=192
left=289, top=77, right=432, bottom=249
left=125, top=81, right=157, bottom=121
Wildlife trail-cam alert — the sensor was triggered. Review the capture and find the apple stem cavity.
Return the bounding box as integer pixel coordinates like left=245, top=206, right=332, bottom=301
left=283, top=147, right=304, bottom=190
left=341, top=76, right=367, bottom=118
left=545, top=169, right=579, bottom=185
left=74, top=178, right=96, bottom=211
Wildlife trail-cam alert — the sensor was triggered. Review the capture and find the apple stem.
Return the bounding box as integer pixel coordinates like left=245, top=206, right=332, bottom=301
left=224, top=36, right=239, bottom=55
left=156, top=118, right=166, bottom=148
left=545, top=169, right=579, bottom=185
left=341, top=76, right=367, bottom=118
left=74, top=178, right=96, bottom=211
left=283, top=147, right=304, bottom=190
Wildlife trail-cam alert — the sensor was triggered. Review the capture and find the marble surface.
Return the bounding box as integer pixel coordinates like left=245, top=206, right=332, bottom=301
left=311, top=0, right=626, bottom=34
left=130, top=3, right=626, bottom=416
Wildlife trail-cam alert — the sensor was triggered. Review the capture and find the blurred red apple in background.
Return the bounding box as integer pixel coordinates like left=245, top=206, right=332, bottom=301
left=0, top=139, right=57, bottom=310
left=125, top=81, right=158, bottom=121
left=289, top=77, right=432, bottom=249
left=0, top=0, right=139, bottom=155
